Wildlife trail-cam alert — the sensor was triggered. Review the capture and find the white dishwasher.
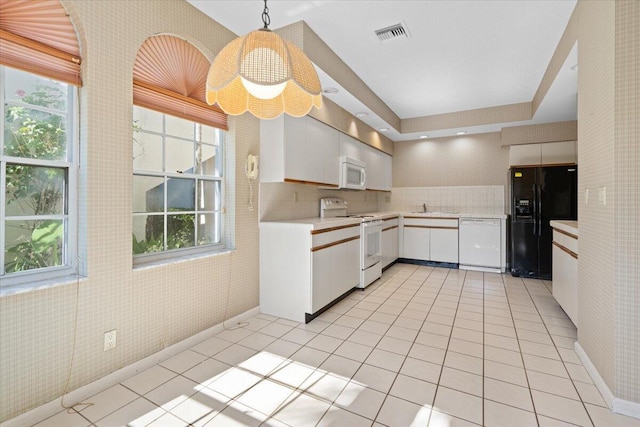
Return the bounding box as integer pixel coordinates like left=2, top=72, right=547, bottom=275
left=459, top=218, right=502, bottom=273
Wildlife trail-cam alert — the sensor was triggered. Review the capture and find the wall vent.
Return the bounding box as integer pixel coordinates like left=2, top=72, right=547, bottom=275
left=375, top=23, right=410, bottom=42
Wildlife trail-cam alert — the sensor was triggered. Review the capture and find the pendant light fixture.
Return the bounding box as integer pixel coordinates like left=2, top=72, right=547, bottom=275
left=206, top=0, right=323, bottom=119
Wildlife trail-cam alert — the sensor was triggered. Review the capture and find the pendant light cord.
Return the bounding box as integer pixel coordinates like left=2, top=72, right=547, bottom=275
left=262, top=0, right=270, bottom=29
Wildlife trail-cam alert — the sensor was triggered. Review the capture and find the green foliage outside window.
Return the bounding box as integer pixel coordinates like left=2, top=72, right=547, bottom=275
left=4, top=85, right=67, bottom=273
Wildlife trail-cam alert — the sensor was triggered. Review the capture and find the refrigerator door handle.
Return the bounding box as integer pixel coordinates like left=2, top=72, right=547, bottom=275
left=532, top=184, right=537, bottom=236
left=537, top=184, right=542, bottom=237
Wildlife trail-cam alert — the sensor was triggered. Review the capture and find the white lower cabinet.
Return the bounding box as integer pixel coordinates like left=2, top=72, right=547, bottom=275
left=260, top=221, right=360, bottom=323
left=381, top=217, right=399, bottom=268
left=401, top=216, right=459, bottom=263
left=551, top=225, right=578, bottom=327
left=402, top=226, right=430, bottom=260
left=430, top=228, right=459, bottom=263
left=311, top=237, right=359, bottom=312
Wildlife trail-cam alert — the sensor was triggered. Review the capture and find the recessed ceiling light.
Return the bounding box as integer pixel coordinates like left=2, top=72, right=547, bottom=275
left=570, top=64, right=578, bottom=71
left=378, top=127, right=389, bottom=132
left=419, top=135, right=429, bottom=139
left=322, top=87, right=339, bottom=94
left=456, top=131, right=466, bottom=135
left=355, top=112, right=368, bottom=118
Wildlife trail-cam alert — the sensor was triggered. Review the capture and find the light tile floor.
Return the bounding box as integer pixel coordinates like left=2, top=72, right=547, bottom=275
left=34, top=264, right=640, bottom=427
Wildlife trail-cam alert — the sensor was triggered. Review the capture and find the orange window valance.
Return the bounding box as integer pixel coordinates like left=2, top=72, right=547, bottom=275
left=133, top=35, right=227, bottom=130
left=0, top=0, right=82, bottom=86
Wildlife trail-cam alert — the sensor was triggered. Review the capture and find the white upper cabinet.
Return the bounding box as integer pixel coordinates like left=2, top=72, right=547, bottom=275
left=260, top=115, right=340, bottom=186
left=509, top=141, right=576, bottom=167
left=261, top=115, right=391, bottom=189
left=339, top=133, right=364, bottom=161
left=363, top=144, right=392, bottom=191
left=541, top=141, right=577, bottom=165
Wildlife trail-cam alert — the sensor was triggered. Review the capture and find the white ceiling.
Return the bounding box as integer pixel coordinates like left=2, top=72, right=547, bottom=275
left=188, top=0, right=578, bottom=142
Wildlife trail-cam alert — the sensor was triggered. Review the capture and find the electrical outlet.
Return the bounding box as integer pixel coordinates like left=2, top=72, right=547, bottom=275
left=585, top=188, right=589, bottom=205
left=385, top=196, right=390, bottom=203
left=104, top=329, right=117, bottom=351
left=293, top=191, right=298, bottom=202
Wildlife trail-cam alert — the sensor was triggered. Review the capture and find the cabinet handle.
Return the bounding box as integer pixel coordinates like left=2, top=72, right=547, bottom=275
left=312, top=236, right=360, bottom=252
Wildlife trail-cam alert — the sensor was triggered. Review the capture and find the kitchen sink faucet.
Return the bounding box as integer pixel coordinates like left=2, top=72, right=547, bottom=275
left=423, top=203, right=427, bottom=213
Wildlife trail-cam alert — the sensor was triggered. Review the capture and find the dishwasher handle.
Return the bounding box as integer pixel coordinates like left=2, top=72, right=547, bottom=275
left=460, top=218, right=500, bottom=226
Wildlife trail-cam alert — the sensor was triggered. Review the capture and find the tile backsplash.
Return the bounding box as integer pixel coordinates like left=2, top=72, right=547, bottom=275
left=380, top=186, right=505, bottom=215
left=260, top=183, right=505, bottom=221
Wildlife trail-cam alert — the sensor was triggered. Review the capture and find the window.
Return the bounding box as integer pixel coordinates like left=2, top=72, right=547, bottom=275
left=0, top=66, right=77, bottom=284
left=132, top=105, right=225, bottom=262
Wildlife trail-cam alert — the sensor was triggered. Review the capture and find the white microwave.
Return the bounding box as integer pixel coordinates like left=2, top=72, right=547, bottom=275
left=339, top=156, right=366, bottom=190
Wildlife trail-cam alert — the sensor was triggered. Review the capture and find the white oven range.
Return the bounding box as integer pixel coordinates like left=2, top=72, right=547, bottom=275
left=320, top=198, right=382, bottom=288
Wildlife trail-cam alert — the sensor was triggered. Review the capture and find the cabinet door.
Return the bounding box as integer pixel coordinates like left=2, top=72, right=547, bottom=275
left=552, top=246, right=578, bottom=326
left=311, top=248, right=334, bottom=312
left=430, top=228, right=459, bottom=263
left=306, top=117, right=340, bottom=185
left=382, top=227, right=399, bottom=267
left=344, top=238, right=360, bottom=293
left=340, top=133, right=363, bottom=161
left=390, top=227, right=399, bottom=262
left=541, top=141, right=576, bottom=165
left=382, top=153, right=392, bottom=191
left=403, top=227, right=430, bottom=260
left=283, top=116, right=308, bottom=181
left=364, top=145, right=384, bottom=190
left=509, top=144, right=541, bottom=166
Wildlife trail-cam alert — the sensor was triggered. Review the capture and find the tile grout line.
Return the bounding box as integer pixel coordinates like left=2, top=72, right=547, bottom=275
left=518, top=278, right=597, bottom=427
left=499, top=274, right=543, bottom=426
left=368, top=264, right=442, bottom=425
left=426, top=268, right=474, bottom=425
left=482, top=272, right=486, bottom=427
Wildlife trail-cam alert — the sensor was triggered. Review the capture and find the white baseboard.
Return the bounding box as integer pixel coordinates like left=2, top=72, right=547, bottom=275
left=575, top=342, right=640, bottom=420
left=613, top=399, right=640, bottom=420
left=1, top=306, right=260, bottom=427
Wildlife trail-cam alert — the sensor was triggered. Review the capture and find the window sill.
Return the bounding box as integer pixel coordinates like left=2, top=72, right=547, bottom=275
left=0, top=273, right=87, bottom=298
left=133, top=247, right=236, bottom=271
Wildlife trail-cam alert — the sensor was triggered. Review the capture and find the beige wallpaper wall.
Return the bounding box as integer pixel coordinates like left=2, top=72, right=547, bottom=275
left=0, top=0, right=260, bottom=421
left=577, top=0, right=640, bottom=408
left=613, top=0, right=639, bottom=405
left=576, top=0, right=618, bottom=397
left=259, top=182, right=379, bottom=221
left=392, top=132, right=510, bottom=188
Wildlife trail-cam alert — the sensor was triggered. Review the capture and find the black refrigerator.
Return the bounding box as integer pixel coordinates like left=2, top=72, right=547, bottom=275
left=510, top=165, right=577, bottom=279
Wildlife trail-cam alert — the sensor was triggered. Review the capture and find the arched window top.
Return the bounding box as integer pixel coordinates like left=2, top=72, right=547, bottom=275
left=134, top=34, right=209, bottom=102
left=133, top=34, right=226, bottom=129
left=0, top=0, right=82, bottom=85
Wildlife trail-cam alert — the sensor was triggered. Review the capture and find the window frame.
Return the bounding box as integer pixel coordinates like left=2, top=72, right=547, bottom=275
left=132, top=105, right=227, bottom=267
left=0, top=65, right=79, bottom=288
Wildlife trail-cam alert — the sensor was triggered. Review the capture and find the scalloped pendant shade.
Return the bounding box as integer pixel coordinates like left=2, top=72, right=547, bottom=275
left=206, top=27, right=322, bottom=119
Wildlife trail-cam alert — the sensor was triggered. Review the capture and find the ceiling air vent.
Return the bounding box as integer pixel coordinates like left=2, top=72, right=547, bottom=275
left=375, top=22, right=410, bottom=42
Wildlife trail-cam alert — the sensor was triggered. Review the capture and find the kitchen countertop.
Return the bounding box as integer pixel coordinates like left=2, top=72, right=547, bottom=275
left=260, top=212, right=508, bottom=229
left=259, top=216, right=361, bottom=231
left=550, top=220, right=578, bottom=237
left=372, top=211, right=508, bottom=220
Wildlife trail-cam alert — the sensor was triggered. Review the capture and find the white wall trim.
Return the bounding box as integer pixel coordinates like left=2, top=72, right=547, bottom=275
left=0, top=306, right=260, bottom=427
left=575, top=342, right=615, bottom=408
left=613, top=399, right=640, bottom=420
left=575, top=342, right=640, bottom=420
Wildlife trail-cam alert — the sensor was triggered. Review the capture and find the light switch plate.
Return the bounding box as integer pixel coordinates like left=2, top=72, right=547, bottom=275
left=598, top=186, right=606, bottom=206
